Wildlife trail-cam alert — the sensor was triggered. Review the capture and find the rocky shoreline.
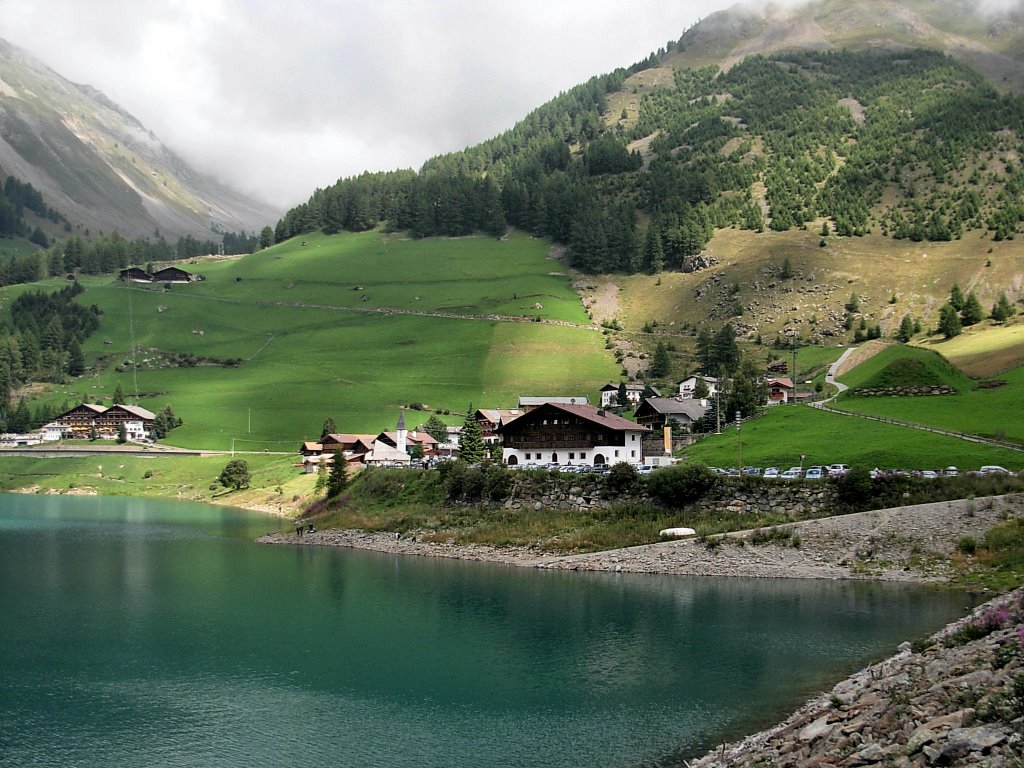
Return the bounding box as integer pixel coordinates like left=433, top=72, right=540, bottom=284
left=259, top=494, right=1023, bottom=582
left=689, top=588, right=1024, bottom=767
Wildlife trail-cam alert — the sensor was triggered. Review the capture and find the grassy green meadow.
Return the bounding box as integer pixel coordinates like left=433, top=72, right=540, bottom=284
left=836, top=344, right=976, bottom=393
left=836, top=363, right=1024, bottom=445
left=8, top=231, right=616, bottom=449
left=0, top=453, right=306, bottom=518
left=683, top=405, right=1024, bottom=470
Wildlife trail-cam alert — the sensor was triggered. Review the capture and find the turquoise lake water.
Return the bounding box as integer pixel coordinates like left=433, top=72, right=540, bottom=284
left=0, top=493, right=974, bottom=767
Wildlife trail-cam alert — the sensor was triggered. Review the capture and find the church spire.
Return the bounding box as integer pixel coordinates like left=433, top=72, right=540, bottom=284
left=396, top=409, right=407, bottom=454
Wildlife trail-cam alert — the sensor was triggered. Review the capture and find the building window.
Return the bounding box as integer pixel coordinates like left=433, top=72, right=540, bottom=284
left=580, top=453, right=586, bottom=459
left=631, top=450, right=636, bottom=458
left=569, top=452, right=575, bottom=460
left=631, top=434, right=636, bottom=441
left=614, top=450, right=619, bottom=457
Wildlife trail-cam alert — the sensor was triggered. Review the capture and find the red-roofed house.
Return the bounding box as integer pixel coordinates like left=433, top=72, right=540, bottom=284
left=496, top=402, right=650, bottom=467
left=766, top=377, right=795, bottom=405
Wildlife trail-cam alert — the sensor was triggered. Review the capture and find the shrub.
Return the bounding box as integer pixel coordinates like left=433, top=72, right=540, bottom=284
left=605, top=462, right=640, bottom=496
left=834, top=466, right=874, bottom=508
left=218, top=459, right=250, bottom=490
left=646, top=463, right=718, bottom=507
left=957, top=536, right=977, bottom=555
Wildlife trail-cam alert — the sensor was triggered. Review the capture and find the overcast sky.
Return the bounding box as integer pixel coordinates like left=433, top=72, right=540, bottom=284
left=0, top=0, right=749, bottom=212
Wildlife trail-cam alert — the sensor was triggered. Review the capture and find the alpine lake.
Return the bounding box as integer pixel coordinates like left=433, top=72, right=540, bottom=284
left=0, top=493, right=974, bottom=767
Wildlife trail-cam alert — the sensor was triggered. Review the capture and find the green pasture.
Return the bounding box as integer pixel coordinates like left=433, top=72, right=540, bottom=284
left=181, top=231, right=587, bottom=324
left=0, top=453, right=297, bottom=502
left=6, top=231, right=615, bottom=449
left=837, top=343, right=975, bottom=392
left=835, top=364, right=1024, bottom=445
left=683, top=405, right=1024, bottom=471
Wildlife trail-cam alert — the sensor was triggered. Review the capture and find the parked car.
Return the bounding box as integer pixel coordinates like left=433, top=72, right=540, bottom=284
left=919, top=470, right=939, bottom=479
left=979, top=465, right=1010, bottom=475
left=804, top=467, right=826, bottom=480
left=944, top=466, right=959, bottom=477
left=763, top=467, right=780, bottom=478
left=786, top=467, right=804, bottom=477
left=828, top=464, right=850, bottom=477
left=741, top=466, right=762, bottom=476
left=779, top=469, right=801, bottom=480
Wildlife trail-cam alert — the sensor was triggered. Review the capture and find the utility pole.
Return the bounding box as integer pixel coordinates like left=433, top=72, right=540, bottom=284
left=791, top=339, right=799, bottom=405
left=736, top=411, right=743, bottom=469
left=715, top=387, right=721, bottom=434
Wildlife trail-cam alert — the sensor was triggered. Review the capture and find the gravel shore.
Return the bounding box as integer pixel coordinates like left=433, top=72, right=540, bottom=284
left=258, top=494, right=1024, bottom=582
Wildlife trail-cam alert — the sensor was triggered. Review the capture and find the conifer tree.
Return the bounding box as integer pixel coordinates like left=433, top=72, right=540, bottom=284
left=66, top=338, right=85, bottom=377
left=113, top=381, right=125, bottom=405
left=326, top=456, right=348, bottom=498
left=649, top=341, right=671, bottom=378
left=616, top=382, right=629, bottom=408
left=949, top=283, right=965, bottom=311
left=424, top=414, right=448, bottom=443
left=938, top=303, right=962, bottom=339
left=897, top=315, right=915, bottom=343
left=991, top=291, right=1016, bottom=322
left=458, top=405, right=486, bottom=464
left=320, top=417, right=337, bottom=441
left=960, top=291, right=984, bottom=326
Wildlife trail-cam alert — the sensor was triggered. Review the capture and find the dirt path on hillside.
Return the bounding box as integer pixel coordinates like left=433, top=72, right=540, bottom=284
left=834, top=339, right=890, bottom=377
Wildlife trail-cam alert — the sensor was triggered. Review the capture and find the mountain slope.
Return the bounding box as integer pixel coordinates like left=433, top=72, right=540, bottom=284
left=0, top=38, right=276, bottom=239
left=671, top=0, right=1024, bottom=91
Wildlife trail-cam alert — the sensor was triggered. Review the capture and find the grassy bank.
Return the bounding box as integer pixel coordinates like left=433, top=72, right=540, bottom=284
left=0, top=454, right=314, bottom=515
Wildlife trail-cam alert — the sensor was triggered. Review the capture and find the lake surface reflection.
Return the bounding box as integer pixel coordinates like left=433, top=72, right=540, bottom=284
left=0, top=493, right=973, bottom=767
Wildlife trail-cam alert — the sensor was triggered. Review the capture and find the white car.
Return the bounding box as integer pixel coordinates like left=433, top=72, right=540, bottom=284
left=763, top=467, right=780, bottom=478
left=828, top=464, right=850, bottom=477
left=804, top=467, right=826, bottom=480
left=779, top=469, right=801, bottom=480
left=979, top=465, right=1010, bottom=475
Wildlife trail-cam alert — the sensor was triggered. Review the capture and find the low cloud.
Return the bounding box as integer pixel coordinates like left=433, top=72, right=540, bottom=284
left=0, top=0, right=721, bottom=210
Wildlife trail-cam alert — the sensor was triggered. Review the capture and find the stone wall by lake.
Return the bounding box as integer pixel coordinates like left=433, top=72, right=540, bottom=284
left=497, top=473, right=837, bottom=517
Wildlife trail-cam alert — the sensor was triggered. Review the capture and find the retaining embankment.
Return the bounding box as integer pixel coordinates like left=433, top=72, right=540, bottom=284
left=498, top=473, right=837, bottom=517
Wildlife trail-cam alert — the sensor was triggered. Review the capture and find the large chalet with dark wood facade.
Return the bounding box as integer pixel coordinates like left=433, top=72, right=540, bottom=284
left=49, top=403, right=156, bottom=441
left=496, top=402, right=649, bottom=467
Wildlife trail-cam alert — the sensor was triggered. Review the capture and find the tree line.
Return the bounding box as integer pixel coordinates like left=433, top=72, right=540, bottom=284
left=268, top=48, right=1024, bottom=274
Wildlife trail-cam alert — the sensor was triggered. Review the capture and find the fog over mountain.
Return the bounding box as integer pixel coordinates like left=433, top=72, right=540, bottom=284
left=0, top=0, right=728, bottom=208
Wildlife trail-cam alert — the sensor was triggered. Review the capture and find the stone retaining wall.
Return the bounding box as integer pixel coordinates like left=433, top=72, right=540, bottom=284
left=496, top=473, right=837, bottom=516
left=852, top=385, right=955, bottom=397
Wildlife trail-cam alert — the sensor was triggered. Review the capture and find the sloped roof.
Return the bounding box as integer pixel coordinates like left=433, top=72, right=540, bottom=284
left=364, top=442, right=411, bottom=464
left=635, top=398, right=709, bottom=420
left=766, top=377, right=794, bottom=389
left=498, top=401, right=649, bottom=433
left=518, top=396, right=590, bottom=407
left=477, top=408, right=523, bottom=426
left=109, top=404, right=156, bottom=420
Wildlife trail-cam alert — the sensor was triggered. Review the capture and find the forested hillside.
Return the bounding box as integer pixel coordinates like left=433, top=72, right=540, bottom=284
left=274, top=46, right=1024, bottom=274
